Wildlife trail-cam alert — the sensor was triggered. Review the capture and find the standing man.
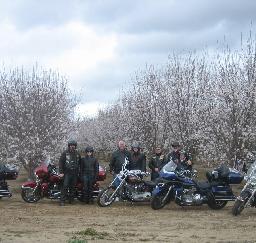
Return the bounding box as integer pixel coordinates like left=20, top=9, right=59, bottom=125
left=130, top=142, right=146, bottom=172
left=166, top=141, right=192, bottom=170
left=109, top=140, right=131, bottom=188
left=59, top=139, right=81, bottom=206
left=80, top=146, right=99, bottom=204
left=148, top=145, right=167, bottom=181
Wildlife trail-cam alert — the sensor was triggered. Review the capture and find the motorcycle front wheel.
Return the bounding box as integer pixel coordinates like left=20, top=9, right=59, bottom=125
left=21, top=187, right=41, bottom=203
left=97, top=187, right=117, bottom=207
left=151, top=194, right=168, bottom=210
left=232, top=191, right=251, bottom=216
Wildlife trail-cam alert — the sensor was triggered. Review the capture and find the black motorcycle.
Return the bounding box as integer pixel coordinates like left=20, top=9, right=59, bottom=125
left=97, top=158, right=155, bottom=207
left=0, top=164, right=19, bottom=199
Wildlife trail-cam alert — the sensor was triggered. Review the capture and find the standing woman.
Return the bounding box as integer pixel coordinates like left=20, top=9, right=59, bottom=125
left=130, top=142, right=146, bottom=172
left=80, top=146, right=99, bottom=204
left=148, top=145, right=166, bottom=181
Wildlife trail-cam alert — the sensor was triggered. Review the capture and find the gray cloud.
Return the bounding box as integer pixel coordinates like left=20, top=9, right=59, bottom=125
left=1, top=0, right=256, bottom=116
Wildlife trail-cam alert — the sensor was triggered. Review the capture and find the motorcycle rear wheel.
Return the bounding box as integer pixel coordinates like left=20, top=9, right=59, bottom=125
left=151, top=194, right=168, bottom=210
left=97, top=187, right=117, bottom=207
left=21, top=188, right=41, bottom=203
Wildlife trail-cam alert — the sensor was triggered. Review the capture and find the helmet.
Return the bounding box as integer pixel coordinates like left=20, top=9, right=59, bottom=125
left=85, top=146, right=94, bottom=153
left=131, top=142, right=140, bottom=149
left=171, top=141, right=180, bottom=147
left=68, top=139, right=77, bottom=147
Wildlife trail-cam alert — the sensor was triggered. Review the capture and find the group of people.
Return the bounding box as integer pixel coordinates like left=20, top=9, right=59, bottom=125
left=109, top=140, right=192, bottom=181
left=59, top=139, right=192, bottom=206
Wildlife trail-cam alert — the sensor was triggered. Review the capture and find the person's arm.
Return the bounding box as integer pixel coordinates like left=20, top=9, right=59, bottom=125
left=148, top=157, right=155, bottom=170
left=95, top=158, right=99, bottom=181
left=80, top=157, right=84, bottom=177
left=126, top=151, right=132, bottom=170
left=109, top=152, right=115, bottom=173
left=59, top=152, right=66, bottom=174
left=159, top=155, right=167, bottom=170
left=184, top=152, right=192, bottom=165
left=142, top=154, right=146, bottom=172
left=78, top=153, right=82, bottom=176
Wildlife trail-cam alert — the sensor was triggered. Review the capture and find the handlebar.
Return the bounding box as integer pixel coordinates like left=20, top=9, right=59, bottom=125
left=176, top=169, right=197, bottom=178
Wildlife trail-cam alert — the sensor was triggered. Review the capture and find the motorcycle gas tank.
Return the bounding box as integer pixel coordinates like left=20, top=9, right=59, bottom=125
left=22, top=180, right=37, bottom=188
left=49, top=174, right=60, bottom=183
left=34, top=164, right=49, bottom=179
left=178, top=176, right=195, bottom=186
left=159, top=171, right=178, bottom=180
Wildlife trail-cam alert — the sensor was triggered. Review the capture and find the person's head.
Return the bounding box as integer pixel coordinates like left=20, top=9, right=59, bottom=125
left=155, top=145, right=162, bottom=155
left=171, top=141, right=181, bottom=152
left=131, top=142, right=141, bottom=153
left=85, top=146, right=94, bottom=157
left=118, top=140, right=126, bottom=151
left=68, top=139, right=77, bottom=152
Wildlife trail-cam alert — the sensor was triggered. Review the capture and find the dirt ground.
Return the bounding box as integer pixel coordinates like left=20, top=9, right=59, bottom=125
left=0, top=170, right=255, bottom=243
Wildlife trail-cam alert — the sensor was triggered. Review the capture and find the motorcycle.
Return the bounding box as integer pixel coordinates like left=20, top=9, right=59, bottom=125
left=232, top=160, right=256, bottom=216
left=0, top=164, right=19, bottom=199
left=151, top=160, right=244, bottom=210
left=97, top=158, right=155, bottom=207
left=21, top=161, right=106, bottom=203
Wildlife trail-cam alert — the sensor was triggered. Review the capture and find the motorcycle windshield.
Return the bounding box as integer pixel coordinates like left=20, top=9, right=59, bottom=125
left=161, top=160, right=177, bottom=173
left=245, top=161, right=256, bottom=182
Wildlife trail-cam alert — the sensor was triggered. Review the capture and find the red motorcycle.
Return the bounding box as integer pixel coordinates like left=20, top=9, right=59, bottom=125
left=21, top=162, right=106, bottom=203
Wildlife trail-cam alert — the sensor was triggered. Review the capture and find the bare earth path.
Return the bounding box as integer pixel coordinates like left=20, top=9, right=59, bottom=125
left=0, top=177, right=255, bottom=243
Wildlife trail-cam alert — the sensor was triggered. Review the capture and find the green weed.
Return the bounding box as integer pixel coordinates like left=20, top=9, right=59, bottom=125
left=67, top=239, right=87, bottom=243
left=69, top=228, right=110, bottom=241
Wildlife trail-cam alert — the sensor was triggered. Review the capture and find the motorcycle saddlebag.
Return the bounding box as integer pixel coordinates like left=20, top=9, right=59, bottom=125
left=227, top=169, right=244, bottom=184
left=0, top=164, right=18, bottom=180
left=207, top=164, right=243, bottom=184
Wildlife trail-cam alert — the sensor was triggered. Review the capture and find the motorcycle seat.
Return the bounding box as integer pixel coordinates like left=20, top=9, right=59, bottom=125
left=197, top=181, right=211, bottom=189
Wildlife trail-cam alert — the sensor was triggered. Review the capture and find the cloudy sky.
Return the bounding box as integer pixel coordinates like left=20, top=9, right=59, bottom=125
left=0, top=0, right=256, bottom=116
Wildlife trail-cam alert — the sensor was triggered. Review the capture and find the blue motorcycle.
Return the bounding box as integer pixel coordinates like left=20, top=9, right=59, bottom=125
left=151, top=160, right=243, bottom=210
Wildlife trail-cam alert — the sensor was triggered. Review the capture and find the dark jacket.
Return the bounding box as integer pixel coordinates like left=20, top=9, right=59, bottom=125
left=148, top=154, right=167, bottom=171
left=166, top=150, right=192, bottom=170
left=109, top=149, right=131, bottom=174
left=130, top=152, right=146, bottom=171
left=80, top=156, right=99, bottom=177
left=59, top=149, right=81, bottom=174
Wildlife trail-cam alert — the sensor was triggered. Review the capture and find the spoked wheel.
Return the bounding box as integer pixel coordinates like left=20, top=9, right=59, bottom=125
left=97, top=187, right=117, bottom=207
left=232, top=199, right=247, bottom=216
left=151, top=194, right=168, bottom=210
left=208, top=200, right=227, bottom=209
left=232, top=192, right=250, bottom=216
left=21, top=187, right=41, bottom=203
